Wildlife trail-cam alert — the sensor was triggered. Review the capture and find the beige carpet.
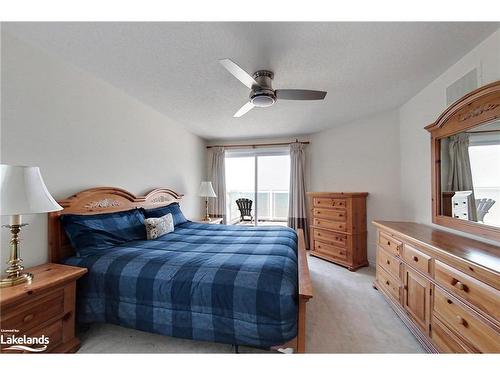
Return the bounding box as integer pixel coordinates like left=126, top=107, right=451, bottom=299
left=77, top=255, right=424, bottom=353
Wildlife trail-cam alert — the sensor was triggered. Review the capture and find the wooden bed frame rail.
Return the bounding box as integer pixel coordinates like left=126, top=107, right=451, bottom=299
left=47, top=187, right=313, bottom=353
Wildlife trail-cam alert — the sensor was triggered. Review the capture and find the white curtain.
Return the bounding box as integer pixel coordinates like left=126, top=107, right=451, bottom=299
left=209, top=147, right=227, bottom=223
left=288, top=143, right=309, bottom=248
left=446, top=133, right=477, bottom=221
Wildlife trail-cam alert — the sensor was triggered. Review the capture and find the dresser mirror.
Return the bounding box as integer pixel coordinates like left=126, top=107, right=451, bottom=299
left=426, top=81, right=500, bottom=241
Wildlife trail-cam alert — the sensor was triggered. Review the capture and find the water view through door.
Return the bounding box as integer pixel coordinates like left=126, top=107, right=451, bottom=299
left=225, top=151, right=290, bottom=226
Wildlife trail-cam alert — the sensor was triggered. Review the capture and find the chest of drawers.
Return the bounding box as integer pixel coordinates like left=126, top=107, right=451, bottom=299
left=307, top=192, right=368, bottom=271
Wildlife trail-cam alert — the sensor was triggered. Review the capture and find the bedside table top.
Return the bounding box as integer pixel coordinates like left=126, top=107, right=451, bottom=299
left=0, top=263, right=87, bottom=306
left=193, top=218, right=223, bottom=224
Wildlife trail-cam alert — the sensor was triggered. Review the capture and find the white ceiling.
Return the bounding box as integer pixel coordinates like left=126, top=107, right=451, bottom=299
left=4, top=22, right=499, bottom=140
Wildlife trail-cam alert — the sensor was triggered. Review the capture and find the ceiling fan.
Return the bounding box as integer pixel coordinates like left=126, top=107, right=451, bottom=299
left=219, top=58, right=327, bottom=118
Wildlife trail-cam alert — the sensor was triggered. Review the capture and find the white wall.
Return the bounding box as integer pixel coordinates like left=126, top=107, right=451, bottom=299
left=0, top=32, right=206, bottom=272
left=309, top=110, right=401, bottom=263
left=399, top=28, right=500, bottom=245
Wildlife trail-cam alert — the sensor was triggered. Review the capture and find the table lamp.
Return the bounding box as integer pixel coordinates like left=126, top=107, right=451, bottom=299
left=198, top=181, right=217, bottom=221
left=0, top=164, right=62, bottom=288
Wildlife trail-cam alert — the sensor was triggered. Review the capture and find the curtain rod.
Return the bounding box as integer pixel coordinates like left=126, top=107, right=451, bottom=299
left=206, top=139, right=310, bottom=149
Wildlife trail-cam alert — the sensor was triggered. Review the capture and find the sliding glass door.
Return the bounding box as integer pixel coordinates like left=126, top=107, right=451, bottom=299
left=256, top=154, right=290, bottom=223
left=225, top=148, right=290, bottom=226
left=225, top=155, right=256, bottom=224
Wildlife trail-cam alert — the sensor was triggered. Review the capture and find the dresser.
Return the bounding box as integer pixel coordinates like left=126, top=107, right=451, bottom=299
left=0, top=263, right=87, bottom=353
left=373, top=221, right=500, bottom=353
left=307, top=192, right=368, bottom=271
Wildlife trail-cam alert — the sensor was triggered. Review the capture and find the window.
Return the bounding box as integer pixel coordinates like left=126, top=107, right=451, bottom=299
left=225, top=149, right=290, bottom=225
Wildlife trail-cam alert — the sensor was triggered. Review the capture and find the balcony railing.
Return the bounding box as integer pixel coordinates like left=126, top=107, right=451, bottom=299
left=227, top=190, right=289, bottom=224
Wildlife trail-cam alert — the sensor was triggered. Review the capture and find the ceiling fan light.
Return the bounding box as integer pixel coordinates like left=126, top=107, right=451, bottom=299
left=251, top=94, right=275, bottom=108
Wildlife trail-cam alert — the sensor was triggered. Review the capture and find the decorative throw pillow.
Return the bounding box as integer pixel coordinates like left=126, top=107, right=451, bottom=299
left=144, top=213, right=174, bottom=240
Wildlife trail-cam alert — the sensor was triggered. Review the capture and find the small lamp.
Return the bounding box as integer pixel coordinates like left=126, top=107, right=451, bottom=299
left=198, top=181, right=217, bottom=221
left=0, top=165, right=62, bottom=288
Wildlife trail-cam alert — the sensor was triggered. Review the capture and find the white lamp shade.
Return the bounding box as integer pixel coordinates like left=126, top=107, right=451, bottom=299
left=0, top=164, right=63, bottom=215
left=198, top=181, right=217, bottom=198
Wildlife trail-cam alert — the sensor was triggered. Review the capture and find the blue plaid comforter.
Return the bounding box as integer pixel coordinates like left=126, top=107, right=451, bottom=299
left=63, top=222, right=298, bottom=348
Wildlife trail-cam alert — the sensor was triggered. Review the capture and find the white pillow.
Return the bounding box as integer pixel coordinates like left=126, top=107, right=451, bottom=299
left=144, top=213, right=174, bottom=240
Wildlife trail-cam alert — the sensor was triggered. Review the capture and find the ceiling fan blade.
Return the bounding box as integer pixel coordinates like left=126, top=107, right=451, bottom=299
left=219, top=58, right=259, bottom=89
left=275, top=89, right=327, bottom=100
left=234, top=102, right=255, bottom=118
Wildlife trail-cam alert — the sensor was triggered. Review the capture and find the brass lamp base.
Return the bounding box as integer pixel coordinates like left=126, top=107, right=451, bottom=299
left=0, top=272, right=33, bottom=288
left=1, top=222, right=34, bottom=288
left=203, top=198, right=211, bottom=221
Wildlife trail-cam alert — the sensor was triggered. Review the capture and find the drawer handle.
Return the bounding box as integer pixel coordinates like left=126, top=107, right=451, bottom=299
left=456, top=315, right=468, bottom=327
left=447, top=299, right=453, bottom=304
left=452, top=279, right=467, bottom=292
left=412, top=256, right=419, bottom=262
left=385, top=280, right=390, bottom=286
left=387, top=241, right=391, bottom=246
left=386, top=260, right=391, bottom=265
left=23, top=314, right=34, bottom=323
left=339, top=214, right=344, bottom=217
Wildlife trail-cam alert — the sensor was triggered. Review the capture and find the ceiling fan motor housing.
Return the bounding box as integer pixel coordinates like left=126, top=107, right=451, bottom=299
left=250, top=70, right=276, bottom=107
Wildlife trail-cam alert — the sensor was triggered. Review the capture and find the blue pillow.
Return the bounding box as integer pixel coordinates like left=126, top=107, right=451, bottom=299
left=143, top=203, right=188, bottom=226
left=61, top=208, right=146, bottom=257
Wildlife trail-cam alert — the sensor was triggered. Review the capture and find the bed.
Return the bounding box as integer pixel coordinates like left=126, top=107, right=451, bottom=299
left=48, top=187, right=312, bottom=352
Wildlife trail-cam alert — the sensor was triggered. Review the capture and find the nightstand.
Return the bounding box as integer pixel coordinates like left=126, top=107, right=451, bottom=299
left=0, top=263, right=87, bottom=353
left=192, top=218, right=223, bottom=224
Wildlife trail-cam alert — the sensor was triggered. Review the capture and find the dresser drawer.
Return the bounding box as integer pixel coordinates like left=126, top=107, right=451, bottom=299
left=313, top=197, right=346, bottom=209
left=1, top=289, right=65, bottom=333
left=377, top=246, right=400, bottom=279
left=403, top=244, right=431, bottom=275
left=431, top=315, right=474, bottom=353
left=433, top=287, right=500, bottom=353
left=435, top=260, right=500, bottom=321
left=313, top=228, right=347, bottom=248
left=313, top=207, right=348, bottom=222
left=313, top=218, right=346, bottom=232
left=313, top=240, right=348, bottom=261
left=313, top=208, right=346, bottom=222
left=378, top=231, right=402, bottom=256
left=377, top=265, right=400, bottom=301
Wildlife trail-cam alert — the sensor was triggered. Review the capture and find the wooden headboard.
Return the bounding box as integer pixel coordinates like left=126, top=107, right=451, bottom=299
left=48, top=187, right=184, bottom=263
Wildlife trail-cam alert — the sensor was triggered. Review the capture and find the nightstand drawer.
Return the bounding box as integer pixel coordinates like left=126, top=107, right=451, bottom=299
left=32, top=319, right=64, bottom=353
left=1, top=289, right=64, bottom=333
